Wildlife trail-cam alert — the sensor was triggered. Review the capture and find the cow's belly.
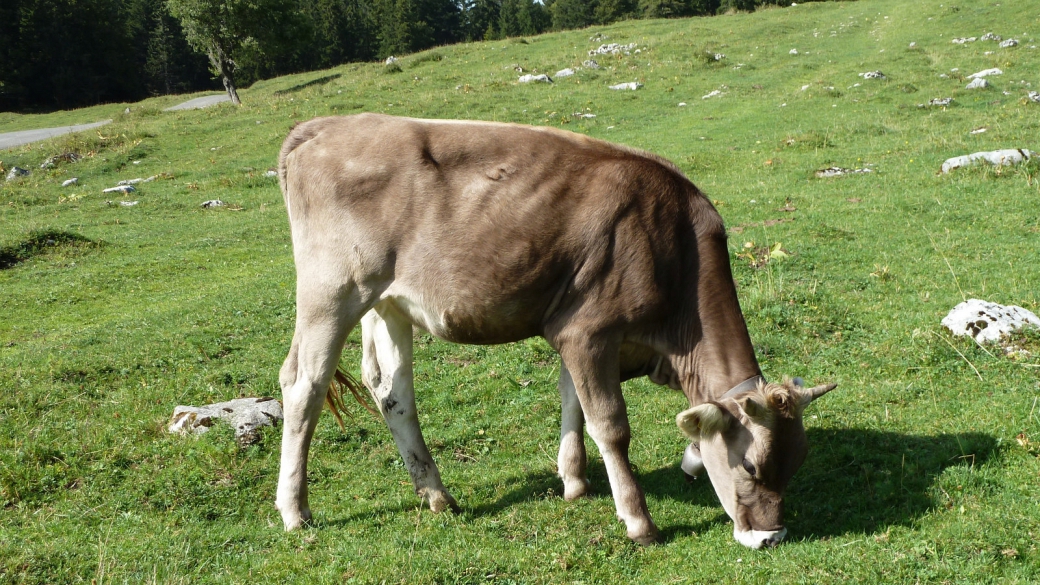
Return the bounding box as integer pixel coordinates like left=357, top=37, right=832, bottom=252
left=383, top=290, right=545, bottom=346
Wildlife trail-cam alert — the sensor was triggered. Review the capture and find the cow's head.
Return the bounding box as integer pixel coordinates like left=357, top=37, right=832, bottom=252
left=676, top=378, right=836, bottom=549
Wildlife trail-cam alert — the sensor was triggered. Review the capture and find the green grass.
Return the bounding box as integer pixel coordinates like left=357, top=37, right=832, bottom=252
left=2, top=0, right=1040, bottom=582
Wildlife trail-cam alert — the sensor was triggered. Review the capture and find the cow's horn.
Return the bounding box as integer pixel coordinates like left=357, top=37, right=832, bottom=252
left=797, top=382, right=837, bottom=407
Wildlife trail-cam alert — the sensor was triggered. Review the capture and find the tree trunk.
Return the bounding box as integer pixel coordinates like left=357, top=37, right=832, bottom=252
left=208, top=49, right=241, bottom=105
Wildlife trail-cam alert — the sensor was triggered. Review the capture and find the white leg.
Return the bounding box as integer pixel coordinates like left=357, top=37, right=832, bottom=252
left=276, top=285, right=361, bottom=530
left=557, top=365, right=590, bottom=500
left=361, top=303, right=457, bottom=512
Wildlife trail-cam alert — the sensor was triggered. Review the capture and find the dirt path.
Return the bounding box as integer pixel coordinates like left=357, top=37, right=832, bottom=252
left=0, top=93, right=231, bottom=151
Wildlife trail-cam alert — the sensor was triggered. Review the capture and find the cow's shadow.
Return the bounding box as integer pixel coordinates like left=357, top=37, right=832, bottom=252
left=463, top=429, right=997, bottom=542
left=322, top=429, right=996, bottom=543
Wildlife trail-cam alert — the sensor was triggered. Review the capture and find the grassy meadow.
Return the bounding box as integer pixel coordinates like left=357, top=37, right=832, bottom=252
left=2, top=0, right=1040, bottom=582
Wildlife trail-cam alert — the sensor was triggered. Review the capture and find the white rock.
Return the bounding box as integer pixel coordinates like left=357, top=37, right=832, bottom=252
left=678, top=102, right=686, bottom=107
left=1028, top=91, right=1040, bottom=103
left=582, top=59, right=600, bottom=69
left=120, top=200, right=138, bottom=206
left=940, top=148, right=1033, bottom=173
left=169, top=397, right=283, bottom=446
left=555, top=68, right=576, bottom=78
left=969, top=127, right=987, bottom=134
left=789, top=48, right=799, bottom=55
left=385, top=56, right=398, bottom=65
left=102, top=185, right=136, bottom=194
left=815, top=167, right=873, bottom=178
left=702, top=89, right=724, bottom=99
left=201, top=199, right=225, bottom=208
left=952, top=37, right=977, bottom=44
left=980, top=33, right=1002, bottom=41
left=62, top=178, right=78, bottom=187
left=518, top=74, right=552, bottom=83
left=929, top=97, right=953, bottom=106
left=571, top=112, right=596, bottom=118
left=589, top=43, right=637, bottom=56
left=801, top=84, right=811, bottom=91
left=609, top=82, right=642, bottom=91
left=1000, top=39, right=1019, bottom=48
left=859, top=71, right=886, bottom=79
left=713, top=53, right=725, bottom=61
left=265, top=169, right=278, bottom=177
left=942, top=299, right=1040, bottom=343
left=6, top=166, right=30, bottom=180
left=909, top=42, right=917, bottom=48
left=118, top=178, right=145, bottom=186
left=966, top=78, right=990, bottom=89
left=967, top=68, right=1003, bottom=79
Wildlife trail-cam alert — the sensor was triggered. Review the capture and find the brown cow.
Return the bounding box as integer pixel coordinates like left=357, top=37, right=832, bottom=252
left=275, top=114, right=836, bottom=548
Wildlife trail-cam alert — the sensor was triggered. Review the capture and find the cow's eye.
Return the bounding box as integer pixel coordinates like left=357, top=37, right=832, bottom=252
left=741, top=458, right=757, bottom=477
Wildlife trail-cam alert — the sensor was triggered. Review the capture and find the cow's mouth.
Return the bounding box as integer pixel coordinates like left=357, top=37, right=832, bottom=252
left=733, top=526, right=787, bottom=549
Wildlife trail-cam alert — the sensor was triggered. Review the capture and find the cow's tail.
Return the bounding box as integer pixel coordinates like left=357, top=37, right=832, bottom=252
left=326, top=368, right=381, bottom=430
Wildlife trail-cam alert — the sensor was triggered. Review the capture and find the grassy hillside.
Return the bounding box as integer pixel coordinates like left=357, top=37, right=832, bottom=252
left=2, top=0, right=1039, bottom=582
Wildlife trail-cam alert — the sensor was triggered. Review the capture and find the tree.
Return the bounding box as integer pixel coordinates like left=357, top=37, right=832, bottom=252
left=166, top=0, right=302, bottom=104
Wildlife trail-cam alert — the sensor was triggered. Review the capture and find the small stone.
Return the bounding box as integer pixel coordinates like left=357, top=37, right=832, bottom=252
left=555, top=68, right=576, bottom=78
left=6, top=167, right=30, bottom=181
left=941, top=149, right=1033, bottom=173
left=678, top=102, right=687, bottom=107
left=1000, top=39, right=1019, bottom=48
left=980, top=32, right=1002, bottom=42
left=1027, top=91, right=1040, bottom=103
left=789, top=48, right=799, bottom=55
left=518, top=74, right=552, bottom=83
left=582, top=59, right=600, bottom=69
left=169, top=397, right=283, bottom=446
left=928, top=97, right=953, bottom=106
left=909, top=42, right=917, bottom=48
left=102, top=185, right=136, bottom=194
left=201, top=199, right=225, bottom=208
left=966, top=78, right=989, bottom=89
left=385, top=56, right=398, bottom=65
left=120, top=200, right=138, bottom=206
left=969, top=127, right=987, bottom=134
left=609, top=82, right=642, bottom=91
left=942, top=299, right=1040, bottom=343
left=702, top=89, right=724, bottom=99
left=859, top=71, right=886, bottom=79
left=967, top=68, right=1003, bottom=79
left=62, top=178, right=78, bottom=187
left=265, top=169, right=278, bottom=177
left=815, top=167, right=873, bottom=178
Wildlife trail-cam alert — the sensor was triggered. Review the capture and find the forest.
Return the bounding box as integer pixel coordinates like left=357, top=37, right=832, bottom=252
left=0, top=0, right=803, bottom=111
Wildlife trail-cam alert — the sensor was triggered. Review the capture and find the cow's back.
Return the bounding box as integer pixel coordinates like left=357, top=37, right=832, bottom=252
left=279, top=114, right=719, bottom=345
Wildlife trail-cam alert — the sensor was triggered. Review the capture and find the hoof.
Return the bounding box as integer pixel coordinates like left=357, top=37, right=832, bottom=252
left=278, top=505, right=312, bottom=531
left=563, top=477, right=591, bottom=501
left=423, top=489, right=460, bottom=513
left=629, top=527, right=661, bottom=546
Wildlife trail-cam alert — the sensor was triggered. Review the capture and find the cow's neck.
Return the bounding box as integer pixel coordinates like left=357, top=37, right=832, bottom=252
left=678, top=230, right=762, bottom=405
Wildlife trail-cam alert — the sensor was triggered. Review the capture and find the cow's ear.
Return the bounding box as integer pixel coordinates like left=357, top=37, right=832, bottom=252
left=676, top=403, right=730, bottom=439
left=796, top=382, right=838, bottom=408
left=737, top=395, right=772, bottom=421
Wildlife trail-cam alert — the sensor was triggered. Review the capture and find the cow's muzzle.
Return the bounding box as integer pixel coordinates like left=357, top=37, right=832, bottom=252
left=733, top=526, right=787, bottom=549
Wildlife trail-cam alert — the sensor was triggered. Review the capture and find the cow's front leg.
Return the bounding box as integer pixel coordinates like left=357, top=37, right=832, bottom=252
left=557, top=364, right=590, bottom=500
left=361, top=304, right=458, bottom=513
left=560, top=336, right=659, bottom=545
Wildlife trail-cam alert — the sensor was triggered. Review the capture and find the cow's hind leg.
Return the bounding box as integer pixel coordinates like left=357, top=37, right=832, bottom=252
left=557, top=364, right=590, bottom=500
left=276, top=284, right=365, bottom=531
left=361, top=302, right=457, bottom=513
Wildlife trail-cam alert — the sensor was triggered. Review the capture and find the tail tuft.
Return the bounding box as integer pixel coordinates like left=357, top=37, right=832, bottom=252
left=326, top=367, right=380, bottom=429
